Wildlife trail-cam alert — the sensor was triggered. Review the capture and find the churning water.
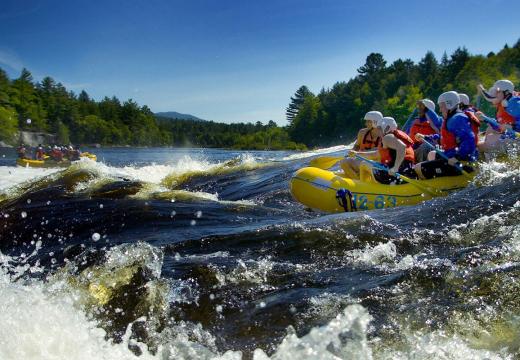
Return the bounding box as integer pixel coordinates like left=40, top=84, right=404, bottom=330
left=1, top=145, right=519, bottom=359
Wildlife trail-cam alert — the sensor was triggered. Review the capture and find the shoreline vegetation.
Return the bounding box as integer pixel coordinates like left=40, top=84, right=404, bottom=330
left=0, top=39, right=518, bottom=151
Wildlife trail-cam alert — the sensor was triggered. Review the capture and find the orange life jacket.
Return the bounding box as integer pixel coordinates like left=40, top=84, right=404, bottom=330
left=409, top=118, right=437, bottom=144
left=379, top=130, right=415, bottom=167
left=497, top=102, right=516, bottom=126
left=358, top=128, right=381, bottom=150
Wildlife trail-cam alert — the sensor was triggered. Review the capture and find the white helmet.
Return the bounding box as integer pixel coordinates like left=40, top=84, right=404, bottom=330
left=379, top=116, right=398, bottom=134
left=364, top=111, right=383, bottom=126
left=438, top=91, right=460, bottom=110
left=458, top=93, right=470, bottom=106
left=490, top=79, right=515, bottom=96
left=420, top=99, right=435, bottom=112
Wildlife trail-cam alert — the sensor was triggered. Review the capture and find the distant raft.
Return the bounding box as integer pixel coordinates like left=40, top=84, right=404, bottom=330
left=290, top=166, right=474, bottom=213
left=16, top=152, right=97, bottom=168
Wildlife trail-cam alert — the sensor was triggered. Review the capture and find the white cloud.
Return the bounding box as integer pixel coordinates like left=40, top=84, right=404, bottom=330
left=0, top=48, right=24, bottom=72
left=61, top=82, right=92, bottom=91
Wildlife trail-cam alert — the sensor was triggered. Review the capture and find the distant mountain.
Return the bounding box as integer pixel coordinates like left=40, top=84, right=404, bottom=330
left=154, top=111, right=205, bottom=121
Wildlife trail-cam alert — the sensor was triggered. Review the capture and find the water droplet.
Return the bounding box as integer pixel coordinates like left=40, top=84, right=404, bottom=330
left=99, top=204, right=104, bottom=209
left=209, top=294, right=215, bottom=300
left=46, top=201, right=51, bottom=205
left=26, top=118, right=32, bottom=124
left=51, top=258, right=56, bottom=264
left=216, top=305, right=223, bottom=313
left=26, top=199, right=31, bottom=204
left=92, top=233, right=101, bottom=241
left=190, top=220, right=196, bottom=226
left=259, top=301, right=266, bottom=308
left=289, top=305, right=297, bottom=314
left=170, top=210, right=176, bottom=217
left=195, top=210, right=202, bottom=218
left=21, top=211, right=27, bottom=218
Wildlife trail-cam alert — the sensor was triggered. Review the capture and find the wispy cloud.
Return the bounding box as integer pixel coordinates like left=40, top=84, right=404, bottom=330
left=0, top=48, right=24, bottom=72
left=61, top=82, right=92, bottom=91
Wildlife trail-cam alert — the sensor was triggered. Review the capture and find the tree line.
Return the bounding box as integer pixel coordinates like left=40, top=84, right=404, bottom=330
left=0, top=68, right=305, bottom=150
left=1, top=40, right=518, bottom=151
left=286, top=39, right=520, bottom=147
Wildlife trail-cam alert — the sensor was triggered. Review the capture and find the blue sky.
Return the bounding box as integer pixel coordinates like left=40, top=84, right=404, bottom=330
left=0, top=0, right=519, bottom=125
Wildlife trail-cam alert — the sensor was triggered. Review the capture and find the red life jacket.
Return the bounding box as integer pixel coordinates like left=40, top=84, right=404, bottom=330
left=441, top=112, right=477, bottom=151
left=379, top=130, right=415, bottom=167
left=497, top=102, right=516, bottom=126
left=409, top=118, right=437, bottom=144
left=464, top=111, right=481, bottom=145
left=358, top=128, right=381, bottom=150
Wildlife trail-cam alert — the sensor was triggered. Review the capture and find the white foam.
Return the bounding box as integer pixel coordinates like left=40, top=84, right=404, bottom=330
left=377, top=330, right=511, bottom=360
left=253, top=304, right=373, bottom=359
left=281, top=145, right=351, bottom=161
left=0, top=265, right=156, bottom=360
left=345, top=241, right=398, bottom=266
left=0, top=166, right=61, bottom=192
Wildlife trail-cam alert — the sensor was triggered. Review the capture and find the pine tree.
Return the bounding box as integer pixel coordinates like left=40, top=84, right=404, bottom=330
left=0, top=68, right=11, bottom=106
left=10, top=68, right=47, bottom=131
left=286, top=85, right=311, bottom=123
left=357, top=53, right=387, bottom=77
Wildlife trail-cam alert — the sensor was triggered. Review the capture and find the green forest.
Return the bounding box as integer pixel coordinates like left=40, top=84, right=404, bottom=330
left=0, top=39, right=519, bottom=150
left=286, top=40, right=520, bottom=147
left=0, top=68, right=304, bottom=150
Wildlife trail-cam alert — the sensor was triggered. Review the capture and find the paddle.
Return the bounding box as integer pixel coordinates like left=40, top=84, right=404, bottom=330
left=420, top=139, right=472, bottom=178
left=354, top=154, right=441, bottom=197
left=309, top=155, right=344, bottom=169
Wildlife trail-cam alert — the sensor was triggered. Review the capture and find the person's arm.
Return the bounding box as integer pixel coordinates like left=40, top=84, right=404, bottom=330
left=425, top=108, right=442, bottom=133
left=402, top=109, right=418, bottom=134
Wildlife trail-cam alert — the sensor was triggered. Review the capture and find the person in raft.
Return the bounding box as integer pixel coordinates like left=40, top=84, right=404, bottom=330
left=402, top=99, right=442, bottom=162
left=414, top=91, right=478, bottom=179
left=340, top=110, right=383, bottom=179
left=35, top=144, right=45, bottom=160
left=476, top=79, right=520, bottom=154
left=354, top=116, right=417, bottom=184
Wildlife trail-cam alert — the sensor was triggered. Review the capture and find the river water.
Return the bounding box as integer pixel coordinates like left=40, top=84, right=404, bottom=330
left=1, top=146, right=519, bottom=359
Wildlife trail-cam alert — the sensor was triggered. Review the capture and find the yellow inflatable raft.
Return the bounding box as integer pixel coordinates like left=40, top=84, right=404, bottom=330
left=16, top=152, right=97, bottom=168
left=290, top=167, right=474, bottom=213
